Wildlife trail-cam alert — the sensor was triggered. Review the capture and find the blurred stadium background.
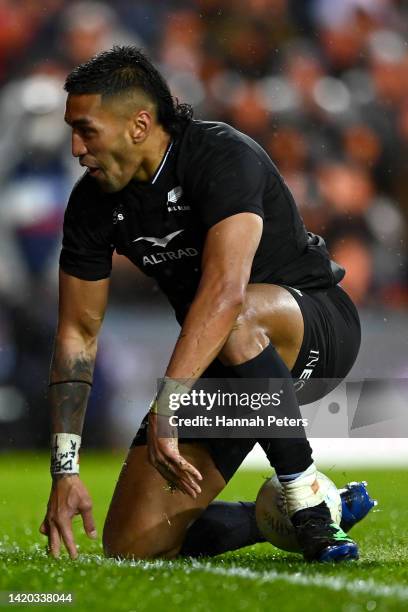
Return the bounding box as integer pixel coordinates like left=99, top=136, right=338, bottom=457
left=0, top=0, right=407, bottom=464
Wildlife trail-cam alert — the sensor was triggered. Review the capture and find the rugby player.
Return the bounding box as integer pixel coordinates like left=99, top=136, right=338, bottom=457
left=40, top=46, right=365, bottom=563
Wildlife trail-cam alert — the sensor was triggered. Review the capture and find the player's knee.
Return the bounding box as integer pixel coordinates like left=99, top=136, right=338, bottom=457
left=103, top=539, right=180, bottom=560
left=102, top=522, right=182, bottom=560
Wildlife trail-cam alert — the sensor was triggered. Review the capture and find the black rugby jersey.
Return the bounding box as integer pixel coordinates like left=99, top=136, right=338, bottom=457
left=60, top=120, right=345, bottom=322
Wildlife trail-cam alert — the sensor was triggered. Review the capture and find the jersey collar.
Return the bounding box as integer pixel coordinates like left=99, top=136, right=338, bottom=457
left=150, top=140, right=174, bottom=185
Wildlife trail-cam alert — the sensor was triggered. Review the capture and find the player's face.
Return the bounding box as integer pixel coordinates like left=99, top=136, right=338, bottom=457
left=65, top=93, right=142, bottom=192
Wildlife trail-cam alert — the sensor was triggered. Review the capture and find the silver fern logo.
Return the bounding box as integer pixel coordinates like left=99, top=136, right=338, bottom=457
left=167, top=186, right=190, bottom=212
left=168, top=186, right=183, bottom=203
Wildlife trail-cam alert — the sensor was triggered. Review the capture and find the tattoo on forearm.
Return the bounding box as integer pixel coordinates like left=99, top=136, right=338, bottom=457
left=49, top=349, right=95, bottom=435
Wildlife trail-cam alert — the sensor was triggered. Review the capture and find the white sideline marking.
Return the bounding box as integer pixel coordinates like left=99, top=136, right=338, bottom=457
left=191, top=564, right=408, bottom=601
left=118, top=559, right=408, bottom=602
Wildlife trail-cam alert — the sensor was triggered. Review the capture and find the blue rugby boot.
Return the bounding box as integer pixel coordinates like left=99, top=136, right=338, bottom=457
left=339, top=481, right=377, bottom=533
left=281, top=464, right=359, bottom=562
left=292, top=502, right=359, bottom=562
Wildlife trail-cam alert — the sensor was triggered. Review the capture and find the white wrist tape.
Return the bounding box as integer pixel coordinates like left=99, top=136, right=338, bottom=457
left=50, top=433, right=81, bottom=475
left=150, top=377, right=191, bottom=417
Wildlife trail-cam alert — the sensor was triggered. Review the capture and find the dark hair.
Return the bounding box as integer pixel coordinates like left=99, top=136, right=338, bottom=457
left=64, top=45, right=193, bottom=135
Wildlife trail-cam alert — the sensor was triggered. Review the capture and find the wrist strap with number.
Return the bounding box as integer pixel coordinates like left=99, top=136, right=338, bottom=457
left=50, top=433, right=81, bottom=475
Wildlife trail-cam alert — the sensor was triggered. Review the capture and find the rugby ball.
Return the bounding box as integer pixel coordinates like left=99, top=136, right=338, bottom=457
left=255, top=472, right=342, bottom=552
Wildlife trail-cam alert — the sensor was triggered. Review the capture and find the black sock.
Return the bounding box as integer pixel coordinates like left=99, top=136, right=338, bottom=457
left=291, top=501, right=331, bottom=527
left=179, top=501, right=264, bottom=558
left=227, top=343, right=313, bottom=476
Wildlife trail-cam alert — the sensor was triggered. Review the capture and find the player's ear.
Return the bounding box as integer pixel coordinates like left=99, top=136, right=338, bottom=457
left=129, top=110, right=153, bottom=143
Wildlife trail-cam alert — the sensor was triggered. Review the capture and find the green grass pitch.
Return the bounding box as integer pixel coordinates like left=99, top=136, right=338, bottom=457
left=1, top=452, right=407, bottom=611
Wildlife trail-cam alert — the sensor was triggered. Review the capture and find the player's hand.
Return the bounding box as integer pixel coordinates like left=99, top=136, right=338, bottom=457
left=39, top=475, right=97, bottom=559
left=147, top=411, right=203, bottom=498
